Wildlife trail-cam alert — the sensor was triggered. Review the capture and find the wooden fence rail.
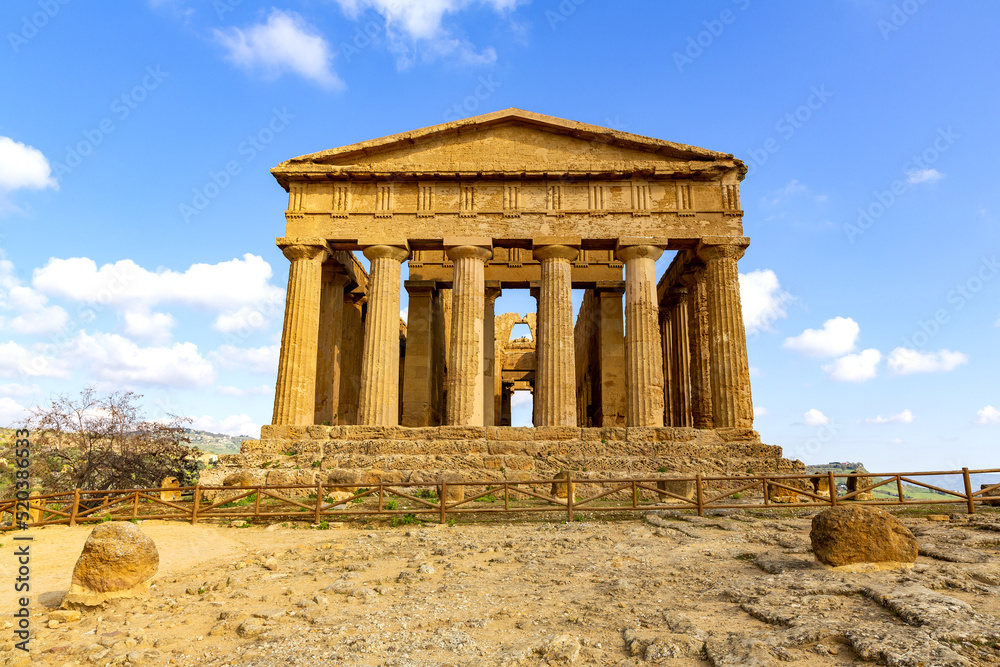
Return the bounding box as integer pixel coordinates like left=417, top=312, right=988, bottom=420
left=3, top=467, right=999, bottom=530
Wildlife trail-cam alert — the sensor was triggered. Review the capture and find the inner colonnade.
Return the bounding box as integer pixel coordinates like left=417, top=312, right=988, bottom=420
left=268, top=109, right=755, bottom=435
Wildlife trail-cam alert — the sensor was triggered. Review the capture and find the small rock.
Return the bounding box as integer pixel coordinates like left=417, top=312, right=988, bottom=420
left=417, top=563, right=436, bottom=575
left=263, top=558, right=279, bottom=571
left=926, top=514, right=950, bottom=522
left=48, top=610, right=81, bottom=624
left=536, top=634, right=581, bottom=663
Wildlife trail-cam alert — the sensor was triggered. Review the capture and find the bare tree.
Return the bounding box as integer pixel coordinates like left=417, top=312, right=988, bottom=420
left=18, top=387, right=200, bottom=493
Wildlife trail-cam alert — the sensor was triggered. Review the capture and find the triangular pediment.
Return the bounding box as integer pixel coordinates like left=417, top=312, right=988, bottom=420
left=273, top=109, right=741, bottom=187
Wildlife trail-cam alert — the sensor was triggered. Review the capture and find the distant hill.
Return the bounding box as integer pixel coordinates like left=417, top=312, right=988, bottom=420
left=181, top=429, right=254, bottom=455
left=805, top=461, right=1000, bottom=499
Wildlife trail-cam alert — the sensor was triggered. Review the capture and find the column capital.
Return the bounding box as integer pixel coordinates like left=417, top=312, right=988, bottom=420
left=667, top=285, right=690, bottom=305
left=277, top=237, right=328, bottom=263
left=446, top=245, right=492, bottom=263
left=697, top=237, right=750, bottom=262
left=404, top=279, right=437, bottom=295
left=363, top=244, right=409, bottom=263
left=485, top=280, right=502, bottom=303
left=532, top=244, right=579, bottom=262
left=615, top=244, right=664, bottom=263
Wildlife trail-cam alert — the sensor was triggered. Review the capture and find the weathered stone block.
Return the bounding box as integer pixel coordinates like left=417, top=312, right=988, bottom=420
left=397, top=427, right=441, bottom=440
left=239, top=439, right=263, bottom=453
left=625, top=427, right=659, bottom=442
left=488, top=441, right=527, bottom=455
left=550, top=471, right=575, bottom=499
left=503, top=455, right=534, bottom=471
left=340, top=426, right=390, bottom=440
left=483, top=455, right=505, bottom=470
left=437, top=472, right=465, bottom=502
left=306, top=425, right=333, bottom=439
left=487, top=426, right=533, bottom=441
left=532, top=426, right=581, bottom=441
left=810, top=506, right=918, bottom=567
left=656, top=477, right=696, bottom=502
left=980, top=484, right=1000, bottom=507
left=64, top=522, right=158, bottom=607
left=325, top=469, right=359, bottom=492
left=438, top=426, right=487, bottom=440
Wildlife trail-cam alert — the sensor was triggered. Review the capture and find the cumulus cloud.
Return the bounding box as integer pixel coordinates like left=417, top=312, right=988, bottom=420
left=822, top=348, right=881, bottom=383
left=510, top=391, right=532, bottom=408
left=753, top=406, right=767, bottom=417
left=803, top=408, right=830, bottom=426
left=0, top=397, right=29, bottom=426
left=976, top=405, right=1000, bottom=425
left=217, top=384, right=273, bottom=397
left=32, top=253, right=284, bottom=331
left=739, top=269, right=791, bottom=334
left=333, top=0, right=518, bottom=67
left=188, top=413, right=260, bottom=437
left=0, top=136, right=58, bottom=192
left=64, top=332, right=216, bottom=387
left=887, top=348, right=968, bottom=375
left=865, top=409, right=914, bottom=424
left=123, top=309, right=176, bottom=345
left=907, top=168, right=943, bottom=184
left=783, top=317, right=859, bottom=358
left=214, top=9, right=342, bottom=89
left=209, top=344, right=280, bottom=375
left=0, top=341, right=70, bottom=379
left=0, top=253, right=68, bottom=335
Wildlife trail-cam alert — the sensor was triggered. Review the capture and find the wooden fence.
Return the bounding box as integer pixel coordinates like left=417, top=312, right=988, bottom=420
left=3, top=467, right=999, bottom=529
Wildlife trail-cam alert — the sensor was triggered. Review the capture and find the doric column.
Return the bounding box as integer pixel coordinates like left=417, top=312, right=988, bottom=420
left=315, top=270, right=350, bottom=425
left=483, top=283, right=501, bottom=426
left=357, top=244, right=409, bottom=426
left=698, top=240, right=753, bottom=428
left=668, top=287, right=693, bottom=427
left=337, top=292, right=365, bottom=424
left=615, top=243, right=666, bottom=427
left=445, top=244, right=492, bottom=426
left=533, top=244, right=578, bottom=426
left=401, top=280, right=437, bottom=427
left=683, top=266, right=714, bottom=429
left=500, top=382, right=513, bottom=426
left=661, top=310, right=674, bottom=426
left=595, top=282, right=626, bottom=427
left=272, top=238, right=328, bottom=426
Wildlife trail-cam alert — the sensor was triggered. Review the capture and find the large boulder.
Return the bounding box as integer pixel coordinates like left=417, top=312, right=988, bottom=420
left=810, top=506, right=917, bottom=567
left=63, top=522, right=159, bottom=606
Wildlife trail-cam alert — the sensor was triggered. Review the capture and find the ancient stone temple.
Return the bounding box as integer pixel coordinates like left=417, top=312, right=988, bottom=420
left=220, top=109, right=800, bottom=485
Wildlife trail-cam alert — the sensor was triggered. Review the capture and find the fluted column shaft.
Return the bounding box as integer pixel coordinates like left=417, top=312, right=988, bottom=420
left=533, top=245, right=578, bottom=426
left=272, top=238, right=328, bottom=425
left=401, top=281, right=437, bottom=427
left=616, top=244, right=665, bottom=427
left=358, top=245, right=409, bottom=426
left=483, top=285, right=501, bottom=426
left=596, top=284, right=626, bottom=427
left=700, top=244, right=754, bottom=428
left=661, top=312, right=674, bottom=426
left=669, top=289, right=693, bottom=427
left=685, top=269, right=714, bottom=429
left=337, top=293, right=365, bottom=425
left=445, top=245, right=492, bottom=426
left=315, top=271, right=350, bottom=425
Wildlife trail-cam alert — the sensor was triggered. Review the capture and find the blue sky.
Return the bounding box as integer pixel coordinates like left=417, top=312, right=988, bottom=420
left=0, top=0, right=997, bottom=472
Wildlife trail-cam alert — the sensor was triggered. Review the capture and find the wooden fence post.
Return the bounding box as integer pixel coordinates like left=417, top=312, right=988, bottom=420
left=696, top=473, right=705, bottom=517
left=191, top=484, right=201, bottom=525
left=963, top=467, right=976, bottom=515
left=315, top=481, right=323, bottom=524
left=132, top=491, right=139, bottom=519
left=828, top=471, right=837, bottom=507
left=69, top=489, right=80, bottom=527
left=896, top=476, right=905, bottom=504
left=567, top=477, right=574, bottom=522
left=440, top=481, right=447, bottom=524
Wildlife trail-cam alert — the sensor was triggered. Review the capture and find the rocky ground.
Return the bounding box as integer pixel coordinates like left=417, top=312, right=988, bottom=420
left=4, top=507, right=1000, bottom=666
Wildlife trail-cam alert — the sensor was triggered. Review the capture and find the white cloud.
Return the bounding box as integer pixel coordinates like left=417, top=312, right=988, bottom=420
left=0, top=397, right=29, bottom=426
left=334, top=0, right=517, bottom=67
left=209, top=344, right=280, bottom=375
left=66, top=332, right=215, bottom=387
left=803, top=408, right=830, bottom=426
left=753, top=406, right=767, bottom=417
left=217, top=384, right=273, bottom=397
left=0, top=383, right=40, bottom=397
left=0, top=341, right=70, bottom=379
left=976, top=405, right=1000, bottom=425
left=783, top=317, right=859, bottom=358
left=510, top=391, right=532, bottom=408
left=887, top=348, right=968, bottom=375
left=865, top=408, right=914, bottom=424
left=0, top=254, right=68, bottom=334
left=739, top=269, right=791, bottom=334
left=189, top=413, right=260, bottom=437
left=33, top=254, right=284, bottom=331
left=907, top=168, right=943, bottom=184
left=122, top=309, right=176, bottom=345
left=822, top=348, right=881, bottom=383
left=0, top=136, right=58, bottom=192
left=889, top=438, right=903, bottom=445
left=214, top=9, right=342, bottom=89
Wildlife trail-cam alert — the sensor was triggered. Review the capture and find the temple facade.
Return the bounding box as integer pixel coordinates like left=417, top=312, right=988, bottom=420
left=268, top=109, right=754, bottom=433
